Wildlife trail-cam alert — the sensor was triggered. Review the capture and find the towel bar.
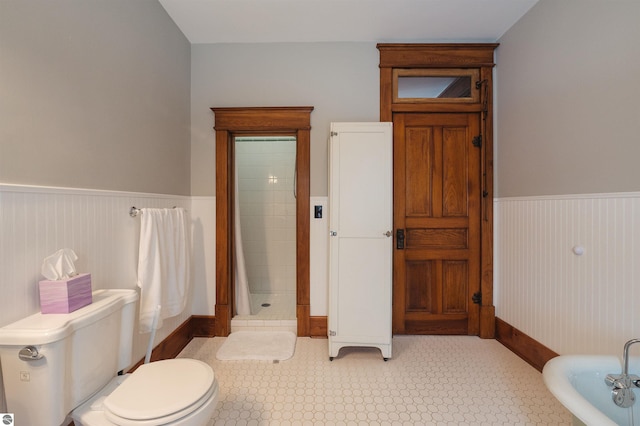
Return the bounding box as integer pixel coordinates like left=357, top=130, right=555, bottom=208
left=129, top=206, right=184, bottom=217
left=130, top=206, right=142, bottom=217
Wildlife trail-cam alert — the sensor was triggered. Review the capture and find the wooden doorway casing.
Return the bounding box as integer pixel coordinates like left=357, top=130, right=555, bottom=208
left=378, top=43, right=497, bottom=338
left=212, top=106, right=314, bottom=337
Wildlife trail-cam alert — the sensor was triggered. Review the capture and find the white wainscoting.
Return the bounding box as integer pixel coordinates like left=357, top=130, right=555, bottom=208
left=495, top=192, right=640, bottom=356
left=190, top=196, right=216, bottom=317
left=0, top=184, right=216, bottom=368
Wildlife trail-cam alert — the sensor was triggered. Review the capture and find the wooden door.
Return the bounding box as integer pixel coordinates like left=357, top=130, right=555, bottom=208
left=393, top=112, right=481, bottom=335
left=328, top=122, right=393, bottom=359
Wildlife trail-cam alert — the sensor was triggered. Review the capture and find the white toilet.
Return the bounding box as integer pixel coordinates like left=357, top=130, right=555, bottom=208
left=0, top=289, right=218, bottom=426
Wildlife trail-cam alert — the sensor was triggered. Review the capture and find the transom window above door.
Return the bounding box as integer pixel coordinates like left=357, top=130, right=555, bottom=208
left=393, top=68, right=480, bottom=103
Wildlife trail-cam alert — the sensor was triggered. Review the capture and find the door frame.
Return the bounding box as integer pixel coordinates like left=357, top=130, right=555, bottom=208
left=212, top=106, right=314, bottom=337
left=377, top=43, right=497, bottom=338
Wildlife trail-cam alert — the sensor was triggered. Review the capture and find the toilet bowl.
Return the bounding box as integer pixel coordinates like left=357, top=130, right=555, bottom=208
left=72, top=358, right=218, bottom=426
left=0, top=290, right=218, bottom=426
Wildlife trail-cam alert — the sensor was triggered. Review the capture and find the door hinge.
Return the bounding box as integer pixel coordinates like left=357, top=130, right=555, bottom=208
left=330, top=131, right=338, bottom=137
left=472, top=135, right=482, bottom=148
left=472, top=292, right=482, bottom=305
left=329, top=330, right=336, bottom=336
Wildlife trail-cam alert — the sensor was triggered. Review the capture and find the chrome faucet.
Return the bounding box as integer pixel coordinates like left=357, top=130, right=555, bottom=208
left=605, top=338, right=640, bottom=408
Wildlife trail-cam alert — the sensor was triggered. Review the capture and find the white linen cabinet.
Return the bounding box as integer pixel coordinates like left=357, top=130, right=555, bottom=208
left=328, top=122, right=393, bottom=361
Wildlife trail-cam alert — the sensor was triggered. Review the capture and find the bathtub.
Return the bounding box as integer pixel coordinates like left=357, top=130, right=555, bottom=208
left=543, top=355, right=640, bottom=425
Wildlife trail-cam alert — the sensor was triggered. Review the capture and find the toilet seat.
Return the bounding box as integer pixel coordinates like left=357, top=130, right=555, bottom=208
left=103, top=358, right=215, bottom=426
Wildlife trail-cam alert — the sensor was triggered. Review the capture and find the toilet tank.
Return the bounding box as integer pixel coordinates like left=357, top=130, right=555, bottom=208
left=0, top=289, right=138, bottom=426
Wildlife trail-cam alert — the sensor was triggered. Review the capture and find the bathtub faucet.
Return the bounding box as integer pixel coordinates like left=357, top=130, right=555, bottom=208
left=605, top=338, right=640, bottom=408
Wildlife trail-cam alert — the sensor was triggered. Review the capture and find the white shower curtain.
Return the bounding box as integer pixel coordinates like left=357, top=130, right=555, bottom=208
left=234, top=164, right=252, bottom=315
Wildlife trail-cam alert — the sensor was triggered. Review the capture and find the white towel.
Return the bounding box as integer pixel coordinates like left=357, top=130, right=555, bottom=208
left=137, top=208, right=190, bottom=333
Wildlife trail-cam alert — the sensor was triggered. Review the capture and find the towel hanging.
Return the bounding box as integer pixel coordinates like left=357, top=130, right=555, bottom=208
left=136, top=207, right=190, bottom=333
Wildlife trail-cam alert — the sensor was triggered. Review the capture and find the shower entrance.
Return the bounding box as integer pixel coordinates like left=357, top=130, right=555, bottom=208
left=212, top=107, right=313, bottom=337
left=233, top=135, right=297, bottom=331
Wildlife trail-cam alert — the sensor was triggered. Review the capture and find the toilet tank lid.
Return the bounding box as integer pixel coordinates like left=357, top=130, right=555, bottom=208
left=0, top=289, right=138, bottom=346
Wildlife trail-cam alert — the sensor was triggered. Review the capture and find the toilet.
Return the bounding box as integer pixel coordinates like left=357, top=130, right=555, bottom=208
left=0, top=289, right=218, bottom=426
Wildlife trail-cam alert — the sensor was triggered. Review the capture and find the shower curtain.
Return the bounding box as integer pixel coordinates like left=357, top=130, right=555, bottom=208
left=234, top=163, right=252, bottom=315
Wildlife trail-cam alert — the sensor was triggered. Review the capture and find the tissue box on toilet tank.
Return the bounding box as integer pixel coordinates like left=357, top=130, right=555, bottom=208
left=38, top=273, right=92, bottom=314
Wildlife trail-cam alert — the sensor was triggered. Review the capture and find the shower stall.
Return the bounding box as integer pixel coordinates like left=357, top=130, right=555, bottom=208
left=232, top=136, right=297, bottom=328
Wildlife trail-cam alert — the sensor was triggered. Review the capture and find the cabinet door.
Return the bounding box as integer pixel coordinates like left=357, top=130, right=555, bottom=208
left=328, top=122, right=393, bottom=355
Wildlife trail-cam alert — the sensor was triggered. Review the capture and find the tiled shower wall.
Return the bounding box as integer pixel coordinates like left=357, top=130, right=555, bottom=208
left=0, top=184, right=214, bottom=367
left=495, top=192, right=640, bottom=356
left=236, top=139, right=297, bottom=295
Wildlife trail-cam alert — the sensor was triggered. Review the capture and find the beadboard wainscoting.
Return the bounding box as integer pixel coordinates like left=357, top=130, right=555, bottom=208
left=0, top=184, right=216, bottom=367
left=190, top=196, right=217, bottom=317
left=495, top=192, right=640, bottom=356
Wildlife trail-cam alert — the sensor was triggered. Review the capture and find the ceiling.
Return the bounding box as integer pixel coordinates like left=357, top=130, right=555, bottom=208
left=158, top=0, right=539, bottom=44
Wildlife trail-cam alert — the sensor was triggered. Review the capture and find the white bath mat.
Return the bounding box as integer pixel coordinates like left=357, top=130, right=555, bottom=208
left=216, top=331, right=296, bottom=361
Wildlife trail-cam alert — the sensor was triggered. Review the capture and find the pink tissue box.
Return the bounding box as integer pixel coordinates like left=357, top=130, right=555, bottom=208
left=39, top=273, right=92, bottom=314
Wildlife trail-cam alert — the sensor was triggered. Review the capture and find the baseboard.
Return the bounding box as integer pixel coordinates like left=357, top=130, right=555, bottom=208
left=495, top=317, right=558, bottom=372
left=310, top=316, right=327, bottom=338
left=190, top=315, right=216, bottom=337
left=129, top=315, right=215, bottom=372
left=130, top=315, right=553, bottom=374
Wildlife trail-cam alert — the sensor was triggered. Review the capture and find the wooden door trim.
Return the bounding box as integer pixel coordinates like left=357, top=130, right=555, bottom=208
left=377, top=43, right=498, bottom=69
left=212, top=106, right=314, bottom=337
left=378, top=43, right=497, bottom=338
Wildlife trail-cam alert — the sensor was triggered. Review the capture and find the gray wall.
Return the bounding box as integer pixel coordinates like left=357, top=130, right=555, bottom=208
left=0, top=0, right=191, bottom=195
left=496, top=0, right=640, bottom=197
left=190, top=42, right=380, bottom=197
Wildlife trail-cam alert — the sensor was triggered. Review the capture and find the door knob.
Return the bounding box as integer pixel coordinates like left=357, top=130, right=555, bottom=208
left=384, top=231, right=392, bottom=237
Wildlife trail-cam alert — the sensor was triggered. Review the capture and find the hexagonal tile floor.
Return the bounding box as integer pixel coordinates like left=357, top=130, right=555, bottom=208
left=178, top=335, right=572, bottom=425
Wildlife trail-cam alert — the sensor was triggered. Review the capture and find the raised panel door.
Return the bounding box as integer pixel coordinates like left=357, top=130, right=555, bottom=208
left=393, top=113, right=481, bottom=335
